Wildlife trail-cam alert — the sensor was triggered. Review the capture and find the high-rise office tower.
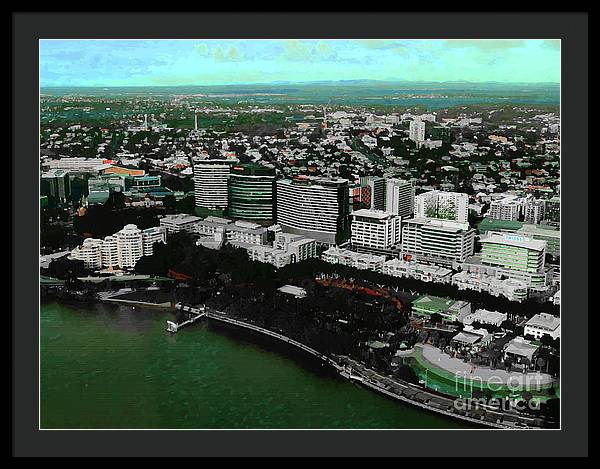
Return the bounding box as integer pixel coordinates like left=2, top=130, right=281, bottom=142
left=276, top=177, right=350, bottom=245
left=385, top=178, right=415, bottom=218
left=228, top=163, right=276, bottom=222
left=193, top=158, right=239, bottom=211
left=351, top=209, right=401, bottom=253
left=359, top=176, right=386, bottom=211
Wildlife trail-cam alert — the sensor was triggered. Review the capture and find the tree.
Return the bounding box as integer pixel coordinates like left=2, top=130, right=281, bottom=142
left=540, top=334, right=555, bottom=348
left=163, top=194, right=177, bottom=210
left=104, top=191, right=125, bottom=210
left=429, top=313, right=443, bottom=325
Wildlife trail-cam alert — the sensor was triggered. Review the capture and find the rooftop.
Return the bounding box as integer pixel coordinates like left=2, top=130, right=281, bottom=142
left=160, top=214, right=202, bottom=225
left=412, top=295, right=454, bottom=312
left=481, top=232, right=547, bottom=251
left=525, top=313, right=560, bottom=331
left=504, top=337, right=539, bottom=359
left=277, top=285, right=307, bottom=298
left=351, top=209, right=397, bottom=220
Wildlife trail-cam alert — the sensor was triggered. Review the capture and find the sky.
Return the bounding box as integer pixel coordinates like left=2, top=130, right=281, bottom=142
left=39, top=39, right=560, bottom=87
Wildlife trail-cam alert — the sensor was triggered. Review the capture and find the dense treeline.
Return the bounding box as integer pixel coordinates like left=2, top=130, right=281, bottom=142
left=134, top=232, right=558, bottom=320
left=73, top=201, right=170, bottom=238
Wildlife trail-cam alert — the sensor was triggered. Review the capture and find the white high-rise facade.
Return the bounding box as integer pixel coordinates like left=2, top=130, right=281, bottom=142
left=524, top=199, right=546, bottom=224
left=116, top=224, right=144, bottom=269
left=351, top=209, right=401, bottom=251
left=414, top=190, right=469, bottom=224
left=70, top=224, right=166, bottom=270
left=401, top=218, right=475, bottom=266
left=385, top=178, right=415, bottom=218
left=488, top=196, right=523, bottom=221
left=276, top=177, right=349, bottom=245
left=101, top=235, right=119, bottom=268
left=69, top=238, right=103, bottom=269
left=409, top=119, right=426, bottom=142
left=142, top=226, right=167, bottom=256
left=193, top=158, right=238, bottom=210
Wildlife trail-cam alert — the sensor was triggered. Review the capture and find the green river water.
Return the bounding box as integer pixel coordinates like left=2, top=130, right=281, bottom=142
left=41, top=300, right=473, bottom=429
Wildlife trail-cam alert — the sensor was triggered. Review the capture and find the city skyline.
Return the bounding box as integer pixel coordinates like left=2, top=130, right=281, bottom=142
left=40, top=39, right=561, bottom=87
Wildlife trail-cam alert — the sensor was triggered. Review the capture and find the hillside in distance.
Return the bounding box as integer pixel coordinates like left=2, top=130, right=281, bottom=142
left=41, top=80, right=559, bottom=110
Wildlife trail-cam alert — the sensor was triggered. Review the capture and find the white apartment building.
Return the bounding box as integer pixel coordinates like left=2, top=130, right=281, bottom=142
left=459, top=309, right=508, bottom=327
left=401, top=218, right=475, bottom=266
left=159, top=214, right=202, bottom=234
left=414, top=190, right=469, bottom=224
left=235, top=233, right=318, bottom=268
left=101, top=235, right=119, bottom=268
left=351, top=209, right=401, bottom=251
left=524, top=313, right=561, bottom=339
left=116, top=224, right=144, bottom=269
left=193, top=158, right=238, bottom=210
left=245, top=244, right=291, bottom=268
left=69, top=238, right=103, bottom=269
left=409, top=119, right=426, bottom=142
left=488, top=195, right=524, bottom=221
left=385, top=179, right=414, bottom=218
left=276, top=177, right=350, bottom=245
left=274, top=233, right=318, bottom=262
left=141, top=226, right=166, bottom=256
left=196, top=216, right=233, bottom=236
left=70, top=224, right=163, bottom=270
left=524, top=199, right=546, bottom=224
left=321, top=247, right=386, bottom=272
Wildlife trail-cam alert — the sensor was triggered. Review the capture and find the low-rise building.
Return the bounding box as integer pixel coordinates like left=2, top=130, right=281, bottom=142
left=411, top=295, right=471, bottom=322
left=524, top=313, right=561, bottom=340
left=160, top=214, right=202, bottom=235
left=321, top=246, right=386, bottom=272
left=382, top=258, right=453, bottom=283
left=452, top=269, right=529, bottom=302
left=458, top=309, right=508, bottom=326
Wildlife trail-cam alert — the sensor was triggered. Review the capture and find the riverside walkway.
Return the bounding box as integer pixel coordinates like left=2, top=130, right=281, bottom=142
left=173, top=303, right=343, bottom=371
left=169, top=304, right=554, bottom=429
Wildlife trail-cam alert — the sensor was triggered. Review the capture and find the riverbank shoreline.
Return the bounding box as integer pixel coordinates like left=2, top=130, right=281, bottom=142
left=42, top=293, right=554, bottom=429
left=110, top=296, right=538, bottom=428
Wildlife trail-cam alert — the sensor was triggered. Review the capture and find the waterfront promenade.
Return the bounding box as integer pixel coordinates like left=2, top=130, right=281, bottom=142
left=99, top=292, right=555, bottom=429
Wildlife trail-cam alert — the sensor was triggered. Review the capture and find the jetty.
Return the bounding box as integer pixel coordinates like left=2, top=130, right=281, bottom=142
left=169, top=303, right=207, bottom=333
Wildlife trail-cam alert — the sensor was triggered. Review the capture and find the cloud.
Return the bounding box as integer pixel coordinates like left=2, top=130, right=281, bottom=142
left=194, top=43, right=210, bottom=56
left=213, top=46, right=245, bottom=62
left=279, top=40, right=337, bottom=62
left=281, top=40, right=311, bottom=60
left=443, top=39, right=526, bottom=50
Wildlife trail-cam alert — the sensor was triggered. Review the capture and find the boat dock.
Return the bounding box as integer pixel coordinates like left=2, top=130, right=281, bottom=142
left=168, top=303, right=207, bottom=333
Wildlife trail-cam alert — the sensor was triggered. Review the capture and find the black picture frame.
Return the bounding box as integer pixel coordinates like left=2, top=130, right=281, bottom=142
left=13, top=11, right=588, bottom=457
